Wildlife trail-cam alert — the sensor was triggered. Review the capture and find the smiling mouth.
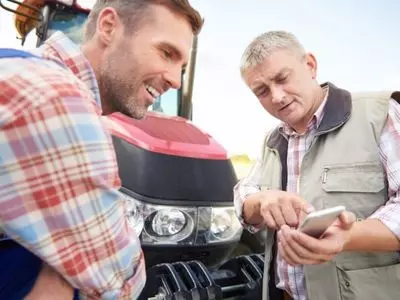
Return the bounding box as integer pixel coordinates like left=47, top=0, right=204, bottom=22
left=145, top=84, right=161, bottom=101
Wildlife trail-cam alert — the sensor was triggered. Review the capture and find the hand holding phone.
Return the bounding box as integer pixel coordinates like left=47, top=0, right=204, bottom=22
left=298, top=205, right=346, bottom=238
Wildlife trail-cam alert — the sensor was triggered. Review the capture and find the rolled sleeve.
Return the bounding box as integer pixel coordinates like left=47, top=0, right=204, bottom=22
left=370, top=198, right=400, bottom=239
left=233, top=157, right=264, bottom=233
left=369, top=99, right=400, bottom=240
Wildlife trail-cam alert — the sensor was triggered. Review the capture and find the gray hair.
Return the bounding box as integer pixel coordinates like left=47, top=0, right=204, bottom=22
left=240, top=30, right=306, bottom=76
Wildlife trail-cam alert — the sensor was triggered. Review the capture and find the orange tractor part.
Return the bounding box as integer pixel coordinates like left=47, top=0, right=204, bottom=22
left=14, top=0, right=44, bottom=39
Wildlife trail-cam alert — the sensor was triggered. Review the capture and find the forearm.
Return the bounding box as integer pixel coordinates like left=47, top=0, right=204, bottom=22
left=233, top=157, right=264, bottom=230
left=344, top=218, right=400, bottom=252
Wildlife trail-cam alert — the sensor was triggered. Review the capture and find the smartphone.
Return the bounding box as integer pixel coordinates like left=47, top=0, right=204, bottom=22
left=298, top=205, right=346, bottom=238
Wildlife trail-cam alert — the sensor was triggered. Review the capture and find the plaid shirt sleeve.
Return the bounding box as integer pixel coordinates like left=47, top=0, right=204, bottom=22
left=0, top=58, right=145, bottom=299
left=369, top=98, right=400, bottom=239
left=233, top=148, right=265, bottom=233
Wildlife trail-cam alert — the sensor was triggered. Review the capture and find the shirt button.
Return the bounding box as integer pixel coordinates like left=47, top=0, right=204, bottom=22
left=345, top=281, right=350, bottom=287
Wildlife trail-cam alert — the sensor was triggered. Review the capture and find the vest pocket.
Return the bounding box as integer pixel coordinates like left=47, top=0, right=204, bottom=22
left=321, top=162, right=384, bottom=193
left=337, top=263, right=400, bottom=300
left=320, top=162, right=386, bottom=218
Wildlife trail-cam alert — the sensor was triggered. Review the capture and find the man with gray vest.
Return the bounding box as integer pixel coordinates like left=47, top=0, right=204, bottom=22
left=234, top=30, right=400, bottom=300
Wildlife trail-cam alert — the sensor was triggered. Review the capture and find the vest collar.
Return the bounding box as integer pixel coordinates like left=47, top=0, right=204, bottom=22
left=316, top=82, right=352, bottom=134
left=268, top=82, right=352, bottom=147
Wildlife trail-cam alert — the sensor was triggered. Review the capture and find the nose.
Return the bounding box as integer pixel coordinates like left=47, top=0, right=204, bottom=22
left=270, top=85, right=286, bottom=105
left=164, top=65, right=182, bottom=90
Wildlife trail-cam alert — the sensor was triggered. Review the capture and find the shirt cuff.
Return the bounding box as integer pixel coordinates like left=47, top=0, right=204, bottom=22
left=234, top=195, right=264, bottom=234
left=369, top=203, right=400, bottom=240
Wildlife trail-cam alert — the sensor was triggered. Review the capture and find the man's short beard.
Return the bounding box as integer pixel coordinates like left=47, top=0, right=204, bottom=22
left=97, top=39, right=148, bottom=120
left=112, top=93, right=147, bottom=120
left=99, top=65, right=146, bottom=120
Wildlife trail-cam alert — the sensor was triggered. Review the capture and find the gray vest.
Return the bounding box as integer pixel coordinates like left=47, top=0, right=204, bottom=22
left=260, top=83, right=400, bottom=300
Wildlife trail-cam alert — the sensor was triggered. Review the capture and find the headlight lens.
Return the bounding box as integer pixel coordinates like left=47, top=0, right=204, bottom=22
left=196, top=207, right=243, bottom=245
left=208, top=207, right=242, bottom=243
left=121, top=190, right=197, bottom=245
left=151, top=209, right=186, bottom=236
left=210, top=209, right=232, bottom=239
left=145, top=208, right=195, bottom=244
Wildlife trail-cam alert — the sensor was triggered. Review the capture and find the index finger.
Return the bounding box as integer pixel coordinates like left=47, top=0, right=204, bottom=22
left=284, top=193, right=314, bottom=215
left=280, top=198, right=300, bottom=227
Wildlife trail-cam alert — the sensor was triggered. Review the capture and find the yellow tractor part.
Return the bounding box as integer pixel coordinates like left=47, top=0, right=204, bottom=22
left=14, top=0, right=44, bottom=39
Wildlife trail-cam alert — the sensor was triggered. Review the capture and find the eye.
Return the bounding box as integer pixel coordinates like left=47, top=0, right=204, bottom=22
left=161, top=48, right=173, bottom=60
left=255, top=87, right=269, bottom=98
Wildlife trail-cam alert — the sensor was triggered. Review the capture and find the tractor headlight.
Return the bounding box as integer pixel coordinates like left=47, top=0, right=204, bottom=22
left=121, top=190, right=197, bottom=245
left=145, top=208, right=195, bottom=243
left=151, top=209, right=186, bottom=236
left=209, top=207, right=243, bottom=242
left=210, top=208, right=234, bottom=240
left=120, top=189, right=241, bottom=246
left=196, top=207, right=243, bottom=245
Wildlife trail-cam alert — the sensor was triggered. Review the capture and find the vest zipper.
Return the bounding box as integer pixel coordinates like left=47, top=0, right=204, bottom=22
left=322, top=168, right=328, bottom=183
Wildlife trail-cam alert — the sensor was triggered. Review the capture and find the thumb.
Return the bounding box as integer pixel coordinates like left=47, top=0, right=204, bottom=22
left=338, top=211, right=356, bottom=230
left=298, top=202, right=315, bottom=225
left=305, top=203, right=315, bottom=214
left=292, top=196, right=314, bottom=214
left=301, top=202, right=315, bottom=214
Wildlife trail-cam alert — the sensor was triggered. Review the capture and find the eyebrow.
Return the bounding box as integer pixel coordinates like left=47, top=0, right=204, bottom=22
left=271, top=67, right=291, bottom=81
left=251, top=84, right=266, bottom=94
left=182, top=63, right=188, bottom=72
left=250, top=67, right=292, bottom=94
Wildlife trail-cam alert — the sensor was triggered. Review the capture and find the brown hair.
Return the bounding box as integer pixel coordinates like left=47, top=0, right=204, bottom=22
left=84, top=0, right=203, bottom=40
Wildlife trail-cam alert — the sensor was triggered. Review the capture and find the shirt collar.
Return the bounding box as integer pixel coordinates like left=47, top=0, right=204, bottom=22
left=35, top=31, right=101, bottom=108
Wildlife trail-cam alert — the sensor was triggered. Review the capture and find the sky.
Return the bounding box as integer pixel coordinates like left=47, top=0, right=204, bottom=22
left=1, top=0, right=400, bottom=158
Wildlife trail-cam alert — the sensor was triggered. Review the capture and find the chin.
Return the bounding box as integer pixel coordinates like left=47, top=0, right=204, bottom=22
left=130, top=109, right=147, bottom=120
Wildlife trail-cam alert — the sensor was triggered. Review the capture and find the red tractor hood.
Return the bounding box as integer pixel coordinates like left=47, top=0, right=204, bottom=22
left=104, top=112, right=228, bottom=160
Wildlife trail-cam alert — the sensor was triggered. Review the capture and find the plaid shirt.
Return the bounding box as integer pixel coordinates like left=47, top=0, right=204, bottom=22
left=0, top=32, right=145, bottom=299
left=234, top=88, right=400, bottom=300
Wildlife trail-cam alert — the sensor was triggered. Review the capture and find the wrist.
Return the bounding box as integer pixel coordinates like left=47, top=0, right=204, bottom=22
left=342, top=221, right=358, bottom=252
left=243, top=194, right=263, bottom=225
left=342, top=232, right=352, bottom=252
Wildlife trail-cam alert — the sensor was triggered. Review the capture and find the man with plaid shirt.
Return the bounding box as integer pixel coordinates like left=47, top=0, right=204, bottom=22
left=0, top=0, right=203, bottom=299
